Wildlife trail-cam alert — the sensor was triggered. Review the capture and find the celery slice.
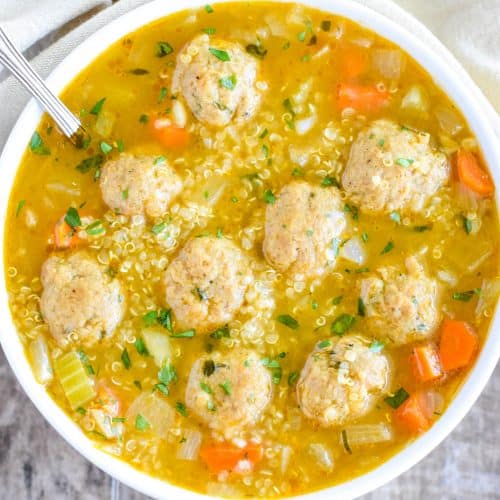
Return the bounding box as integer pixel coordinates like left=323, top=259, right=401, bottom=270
left=341, top=423, right=392, bottom=448
left=54, top=352, right=96, bottom=409
left=142, top=328, right=171, bottom=367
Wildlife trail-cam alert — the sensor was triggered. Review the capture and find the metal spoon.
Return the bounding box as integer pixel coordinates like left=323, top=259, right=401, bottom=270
left=0, top=26, right=87, bottom=146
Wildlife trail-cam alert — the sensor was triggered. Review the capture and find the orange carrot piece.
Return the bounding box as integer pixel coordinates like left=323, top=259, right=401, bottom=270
left=456, top=150, right=494, bottom=196
left=200, top=443, right=262, bottom=473
left=410, top=344, right=443, bottom=383
left=439, top=319, right=478, bottom=371
left=150, top=117, right=190, bottom=149
left=336, top=83, right=389, bottom=113
left=394, top=393, right=430, bottom=434
left=339, top=45, right=368, bottom=80
left=54, top=215, right=82, bottom=249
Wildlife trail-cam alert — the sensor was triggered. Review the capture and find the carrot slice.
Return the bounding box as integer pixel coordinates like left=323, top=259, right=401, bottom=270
left=439, top=319, right=478, bottom=371
left=410, top=344, right=443, bottom=383
left=339, top=45, right=368, bottom=80
left=54, top=215, right=82, bottom=249
left=199, top=443, right=262, bottom=473
left=336, top=83, right=389, bottom=113
left=455, top=150, right=494, bottom=196
left=150, top=117, right=190, bottom=149
left=393, top=393, right=430, bottom=434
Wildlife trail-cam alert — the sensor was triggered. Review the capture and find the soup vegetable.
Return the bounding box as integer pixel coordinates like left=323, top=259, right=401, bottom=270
left=5, top=2, right=499, bottom=497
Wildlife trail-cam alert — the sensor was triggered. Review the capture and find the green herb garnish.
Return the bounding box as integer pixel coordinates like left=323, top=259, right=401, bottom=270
left=263, top=189, right=276, bottom=204
left=219, top=74, right=237, bottom=90
left=29, top=131, right=50, bottom=155
left=156, top=42, right=173, bottom=57
left=121, top=348, right=131, bottom=369
left=331, top=314, right=355, bottom=336
left=385, top=387, right=409, bottom=409
left=135, top=414, right=150, bottom=431
left=381, top=241, right=394, bottom=254
left=176, top=402, right=188, bottom=417
left=90, top=97, right=106, bottom=115
left=277, top=314, right=299, bottom=330
left=209, top=47, right=230, bottom=61
left=64, top=207, right=81, bottom=228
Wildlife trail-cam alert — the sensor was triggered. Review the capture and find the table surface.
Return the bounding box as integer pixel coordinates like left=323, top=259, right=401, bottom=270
left=1, top=346, right=499, bottom=499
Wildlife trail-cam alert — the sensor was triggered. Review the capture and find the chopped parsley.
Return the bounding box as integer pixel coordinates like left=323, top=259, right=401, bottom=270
left=369, top=340, right=385, bottom=353
left=129, top=68, right=149, bottom=75
left=64, top=207, right=81, bottom=228
left=361, top=232, right=369, bottom=242
left=154, top=383, right=169, bottom=396
left=203, top=359, right=215, bottom=377
left=288, top=371, right=299, bottom=385
left=78, top=350, right=94, bottom=376
left=176, top=402, right=188, bottom=417
left=331, top=314, right=355, bottom=336
left=297, top=31, right=306, bottom=42
left=259, top=128, right=269, bottom=139
left=76, top=155, right=104, bottom=178
left=343, top=203, right=359, bottom=221
left=171, top=329, right=196, bottom=338
left=15, top=200, right=26, bottom=218
left=204, top=4, right=214, bottom=13
left=357, top=297, right=366, bottom=317
left=151, top=221, right=168, bottom=235
left=200, top=382, right=212, bottom=394
left=90, top=97, right=106, bottom=115
left=292, top=167, right=304, bottom=177
left=210, top=325, right=230, bottom=339
left=100, top=141, right=112, bottom=154
left=318, top=340, right=332, bottom=349
left=112, top=417, right=126, bottom=423
left=462, top=215, right=473, bottom=235
left=341, top=430, right=352, bottom=454
left=277, top=314, right=299, bottom=330
left=157, top=309, right=173, bottom=332
left=261, top=357, right=282, bottom=385
left=320, top=20, right=331, bottom=31
left=117, top=139, right=125, bottom=152
left=332, top=295, right=343, bottom=305
left=135, top=414, right=150, bottom=431
left=139, top=114, right=149, bottom=124
left=156, top=42, right=173, bottom=57
left=158, top=87, right=168, bottom=103
left=158, top=362, right=177, bottom=386
left=76, top=407, right=86, bottom=415
left=414, top=224, right=432, bottom=232
left=283, top=97, right=295, bottom=117
left=385, top=387, right=409, bottom=409
left=202, top=27, right=216, bottom=35
left=381, top=241, right=395, bottom=254
left=395, top=158, right=414, bottom=168
left=246, top=43, right=267, bottom=59
left=218, top=380, right=232, bottom=395
left=154, top=155, right=166, bottom=165
left=452, top=289, right=480, bottom=302
left=121, top=348, right=131, bottom=369
left=209, top=47, right=230, bottom=61
left=195, top=287, right=208, bottom=301
left=121, top=189, right=129, bottom=200
left=262, top=144, right=270, bottom=158
left=134, top=338, right=149, bottom=356
left=390, top=211, right=401, bottom=224
left=321, top=176, right=340, bottom=188
left=143, top=310, right=158, bottom=326
left=219, top=74, right=237, bottom=90
left=263, top=189, right=276, bottom=204
left=29, top=131, right=50, bottom=155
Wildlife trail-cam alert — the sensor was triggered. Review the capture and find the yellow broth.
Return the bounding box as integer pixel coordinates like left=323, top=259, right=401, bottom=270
left=4, top=2, right=499, bottom=497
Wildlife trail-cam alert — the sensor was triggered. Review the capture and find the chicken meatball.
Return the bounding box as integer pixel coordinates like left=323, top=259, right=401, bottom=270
left=359, top=257, right=439, bottom=345
left=297, top=336, right=390, bottom=427
left=172, top=34, right=261, bottom=126
left=164, top=237, right=251, bottom=332
left=99, top=154, right=182, bottom=217
left=342, top=120, right=449, bottom=213
left=263, top=181, right=346, bottom=277
left=40, top=251, right=125, bottom=347
left=185, top=349, right=272, bottom=435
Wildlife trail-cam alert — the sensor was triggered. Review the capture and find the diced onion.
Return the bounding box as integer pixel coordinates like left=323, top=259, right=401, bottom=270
left=401, top=85, right=429, bottom=113
left=288, top=145, right=310, bottom=167
left=29, top=335, right=53, bottom=385
left=93, top=109, right=116, bottom=138
left=339, top=237, right=366, bottom=265
left=437, top=270, right=458, bottom=286
left=264, top=14, right=287, bottom=37
left=187, top=175, right=227, bottom=206
left=308, top=443, right=334, bottom=472
left=142, top=328, right=171, bottom=368
left=206, top=483, right=244, bottom=498
left=89, top=409, right=123, bottom=439
left=46, top=183, right=81, bottom=197
left=434, top=105, right=463, bottom=136
left=177, top=429, right=202, bottom=460
left=172, top=100, right=187, bottom=128
left=341, top=423, right=392, bottom=447
left=280, top=446, right=292, bottom=474
left=476, top=277, right=500, bottom=319
left=126, top=392, right=175, bottom=439
left=420, top=391, right=445, bottom=419
left=295, top=116, right=316, bottom=135
left=371, top=49, right=405, bottom=79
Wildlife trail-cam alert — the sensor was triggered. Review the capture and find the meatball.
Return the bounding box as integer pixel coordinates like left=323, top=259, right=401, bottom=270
left=263, top=181, right=346, bottom=277
left=172, top=34, right=261, bottom=126
left=185, top=349, right=272, bottom=435
left=342, top=120, right=449, bottom=213
left=164, top=237, right=251, bottom=333
left=99, top=154, right=182, bottom=217
left=297, top=336, right=390, bottom=427
left=359, top=257, right=439, bottom=345
left=40, top=251, right=125, bottom=346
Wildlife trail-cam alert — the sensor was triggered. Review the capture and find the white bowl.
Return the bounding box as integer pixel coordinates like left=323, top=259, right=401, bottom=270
left=0, top=0, right=499, bottom=498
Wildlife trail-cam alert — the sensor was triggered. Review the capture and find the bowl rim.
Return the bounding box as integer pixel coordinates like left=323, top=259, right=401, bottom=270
left=0, top=0, right=499, bottom=499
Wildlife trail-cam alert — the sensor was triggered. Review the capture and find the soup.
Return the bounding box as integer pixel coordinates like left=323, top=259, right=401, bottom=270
left=5, top=2, right=499, bottom=497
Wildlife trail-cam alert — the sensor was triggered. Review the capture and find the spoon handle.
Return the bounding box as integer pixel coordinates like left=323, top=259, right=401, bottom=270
left=0, top=26, right=85, bottom=144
